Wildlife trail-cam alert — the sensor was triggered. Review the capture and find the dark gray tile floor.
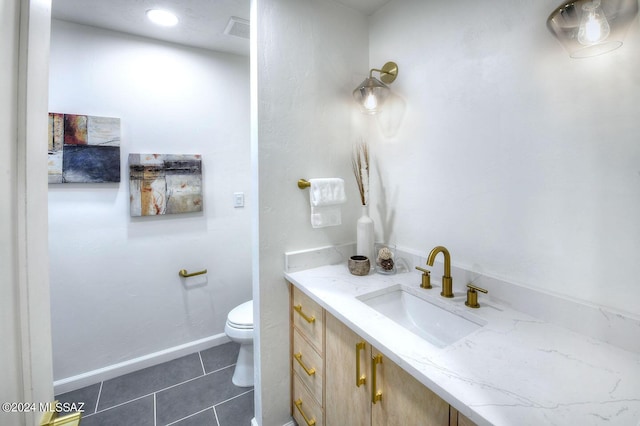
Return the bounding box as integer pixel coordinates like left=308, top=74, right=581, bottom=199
left=55, top=342, right=254, bottom=426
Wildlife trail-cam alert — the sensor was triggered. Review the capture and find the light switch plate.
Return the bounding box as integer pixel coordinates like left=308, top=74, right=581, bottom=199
left=233, top=192, right=244, bottom=208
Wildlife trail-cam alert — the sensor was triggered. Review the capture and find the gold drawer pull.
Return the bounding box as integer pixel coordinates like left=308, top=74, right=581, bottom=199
left=371, top=353, right=383, bottom=404
left=294, top=352, right=316, bottom=376
left=294, top=304, right=316, bottom=323
left=355, top=341, right=366, bottom=387
left=294, top=398, right=316, bottom=426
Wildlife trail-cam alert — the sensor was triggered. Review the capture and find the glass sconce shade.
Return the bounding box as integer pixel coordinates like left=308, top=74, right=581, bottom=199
left=353, top=77, right=390, bottom=115
left=352, top=62, right=398, bottom=114
left=578, top=0, right=610, bottom=44
left=547, top=0, right=638, bottom=58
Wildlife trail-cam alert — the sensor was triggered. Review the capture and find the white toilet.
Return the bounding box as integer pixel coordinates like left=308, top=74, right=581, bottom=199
left=225, top=300, right=254, bottom=387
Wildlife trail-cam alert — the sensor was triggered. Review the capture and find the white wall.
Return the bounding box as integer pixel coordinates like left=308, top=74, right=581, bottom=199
left=368, top=0, right=640, bottom=315
left=48, top=20, right=251, bottom=382
left=1, top=0, right=25, bottom=420
left=255, top=0, right=369, bottom=424
left=2, top=1, right=54, bottom=425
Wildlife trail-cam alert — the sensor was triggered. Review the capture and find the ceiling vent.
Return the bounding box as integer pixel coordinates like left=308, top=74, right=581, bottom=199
left=224, top=17, right=250, bottom=39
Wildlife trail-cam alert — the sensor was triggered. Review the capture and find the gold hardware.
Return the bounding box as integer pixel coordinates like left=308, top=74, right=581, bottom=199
left=353, top=62, right=399, bottom=114
left=294, top=399, right=316, bottom=426
left=415, top=266, right=432, bottom=289
left=370, top=61, right=398, bottom=84
left=298, top=179, right=311, bottom=189
left=426, top=246, right=454, bottom=298
left=355, top=341, right=366, bottom=387
left=294, top=352, right=316, bottom=376
left=40, top=401, right=82, bottom=426
left=371, top=353, right=383, bottom=404
left=294, top=304, right=316, bottom=323
left=178, top=269, right=207, bottom=278
left=465, top=284, right=488, bottom=309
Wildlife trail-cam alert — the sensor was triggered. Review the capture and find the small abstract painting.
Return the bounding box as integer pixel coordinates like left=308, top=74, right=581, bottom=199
left=48, top=113, right=121, bottom=183
left=129, top=154, right=203, bottom=217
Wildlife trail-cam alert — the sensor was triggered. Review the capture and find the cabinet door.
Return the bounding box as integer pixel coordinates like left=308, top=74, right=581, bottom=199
left=325, top=313, right=370, bottom=426
left=371, top=345, right=449, bottom=426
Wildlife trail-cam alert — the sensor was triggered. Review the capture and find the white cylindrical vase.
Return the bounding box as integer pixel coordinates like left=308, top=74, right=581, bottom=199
left=356, top=204, right=374, bottom=268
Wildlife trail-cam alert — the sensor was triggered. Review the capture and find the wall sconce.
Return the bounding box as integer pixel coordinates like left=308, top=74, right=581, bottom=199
left=352, top=62, right=398, bottom=114
left=547, top=0, right=638, bottom=58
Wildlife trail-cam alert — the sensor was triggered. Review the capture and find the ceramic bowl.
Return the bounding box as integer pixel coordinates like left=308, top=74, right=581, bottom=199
left=348, top=255, right=370, bottom=276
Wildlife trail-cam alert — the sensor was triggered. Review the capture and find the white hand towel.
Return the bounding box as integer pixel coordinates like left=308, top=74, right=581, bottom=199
left=309, top=178, right=346, bottom=228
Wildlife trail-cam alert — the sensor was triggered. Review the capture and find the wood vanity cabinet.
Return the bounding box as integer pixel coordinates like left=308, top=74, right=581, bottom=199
left=291, top=286, right=325, bottom=426
left=325, top=312, right=450, bottom=426
left=289, top=284, right=476, bottom=426
left=449, top=407, right=476, bottom=426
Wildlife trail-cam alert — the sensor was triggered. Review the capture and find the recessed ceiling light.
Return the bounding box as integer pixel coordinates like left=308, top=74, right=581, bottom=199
left=146, top=9, right=179, bottom=27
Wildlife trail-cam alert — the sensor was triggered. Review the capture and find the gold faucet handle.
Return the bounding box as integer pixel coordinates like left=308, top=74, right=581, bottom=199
left=415, top=266, right=432, bottom=289
left=467, top=284, right=488, bottom=294
left=465, top=284, right=488, bottom=308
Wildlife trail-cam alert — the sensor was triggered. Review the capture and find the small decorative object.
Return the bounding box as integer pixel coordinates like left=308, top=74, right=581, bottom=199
left=352, top=141, right=374, bottom=264
left=48, top=113, right=121, bottom=183
left=348, top=255, right=370, bottom=276
left=375, top=243, right=396, bottom=275
left=129, top=153, right=203, bottom=216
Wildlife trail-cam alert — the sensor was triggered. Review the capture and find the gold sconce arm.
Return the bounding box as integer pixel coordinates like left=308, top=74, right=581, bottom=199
left=369, top=61, right=398, bottom=84
left=178, top=269, right=207, bottom=278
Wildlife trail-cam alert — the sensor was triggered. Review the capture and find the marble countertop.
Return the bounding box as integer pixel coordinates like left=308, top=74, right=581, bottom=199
left=285, top=264, right=640, bottom=426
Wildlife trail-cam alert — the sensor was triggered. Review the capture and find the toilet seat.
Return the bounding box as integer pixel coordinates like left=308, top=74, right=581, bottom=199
left=227, top=300, right=253, bottom=329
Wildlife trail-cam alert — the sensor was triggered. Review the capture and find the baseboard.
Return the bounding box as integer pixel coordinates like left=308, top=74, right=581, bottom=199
left=53, top=333, right=230, bottom=395
left=249, top=417, right=294, bottom=426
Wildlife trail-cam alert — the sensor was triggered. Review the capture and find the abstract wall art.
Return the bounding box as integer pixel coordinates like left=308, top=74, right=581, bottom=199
left=128, top=154, right=203, bottom=217
left=48, top=113, right=121, bottom=183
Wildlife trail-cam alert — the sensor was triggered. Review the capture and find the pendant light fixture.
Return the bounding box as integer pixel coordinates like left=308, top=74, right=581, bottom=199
left=547, top=0, right=638, bottom=58
left=353, top=62, right=399, bottom=114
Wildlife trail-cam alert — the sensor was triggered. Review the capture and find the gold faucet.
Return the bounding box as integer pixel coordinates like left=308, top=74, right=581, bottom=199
left=426, top=246, right=454, bottom=298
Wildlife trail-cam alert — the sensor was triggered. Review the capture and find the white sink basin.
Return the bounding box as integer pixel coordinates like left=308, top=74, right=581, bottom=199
left=357, top=284, right=486, bottom=348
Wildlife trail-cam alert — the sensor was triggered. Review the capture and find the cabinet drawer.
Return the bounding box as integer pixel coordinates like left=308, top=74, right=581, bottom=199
left=293, top=373, right=324, bottom=426
left=292, top=286, right=324, bottom=354
left=293, top=328, right=323, bottom=405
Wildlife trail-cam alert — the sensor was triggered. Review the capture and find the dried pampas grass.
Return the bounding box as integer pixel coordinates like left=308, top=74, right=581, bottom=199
left=352, top=141, right=369, bottom=206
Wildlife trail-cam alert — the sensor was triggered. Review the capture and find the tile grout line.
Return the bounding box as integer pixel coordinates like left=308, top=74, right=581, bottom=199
left=213, top=389, right=254, bottom=408
left=165, top=406, right=214, bottom=426
left=154, top=364, right=237, bottom=396
left=94, top=381, right=104, bottom=414
left=81, top=393, right=152, bottom=418
left=198, top=351, right=206, bottom=375
left=61, top=347, right=245, bottom=422
left=213, top=405, right=221, bottom=426
left=160, top=389, right=254, bottom=426
left=85, top=364, right=241, bottom=417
